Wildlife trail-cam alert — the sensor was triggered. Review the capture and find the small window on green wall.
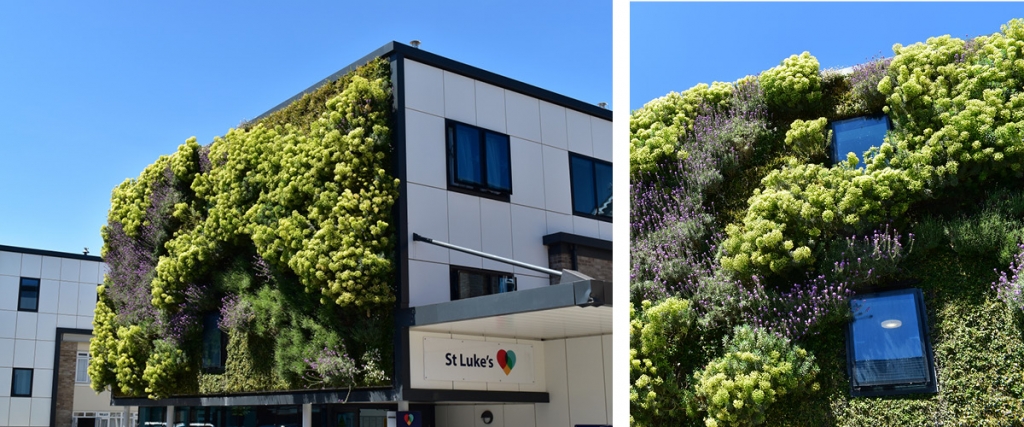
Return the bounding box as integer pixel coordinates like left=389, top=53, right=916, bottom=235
left=201, top=312, right=226, bottom=372
left=831, top=115, right=891, bottom=168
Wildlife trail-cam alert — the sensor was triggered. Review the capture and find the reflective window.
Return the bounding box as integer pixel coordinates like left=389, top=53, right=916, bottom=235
left=201, top=313, right=226, bottom=372
left=446, top=121, right=512, bottom=196
left=847, top=288, right=937, bottom=396
left=450, top=267, right=516, bottom=301
left=570, top=154, right=613, bottom=220
left=12, top=368, right=33, bottom=397
left=18, top=277, right=40, bottom=312
left=831, top=115, right=890, bottom=168
left=76, top=352, right=91, bottom=383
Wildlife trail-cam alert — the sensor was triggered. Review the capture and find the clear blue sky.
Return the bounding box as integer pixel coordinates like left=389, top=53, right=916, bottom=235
left=0, top=0, right=611, bottom=256
left=631, top=3, right=1024, bottom=110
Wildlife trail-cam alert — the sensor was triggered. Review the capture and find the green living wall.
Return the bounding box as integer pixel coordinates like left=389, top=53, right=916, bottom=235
left=89, top=58, right=399, bottom=399
left=631, top=20, right=1024, bottom=426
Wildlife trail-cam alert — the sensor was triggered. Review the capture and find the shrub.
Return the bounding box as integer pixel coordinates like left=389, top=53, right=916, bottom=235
left=819, top=224, right=915, bottom=289
left=693, top=325, right=819, bottom=427
left=759, top=52, right=823, bottom=116
left=993, top=244, right=1024, bottom=317
left=849, top=55, right=891, bottom=114
left=630, top=298, right=698, bottom=426
left=784, top=117, right=830, bottom=161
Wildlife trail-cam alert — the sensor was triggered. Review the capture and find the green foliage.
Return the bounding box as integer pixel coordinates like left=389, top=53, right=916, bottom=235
left=760, top=52, right=823, bottom=116
left=693, top=326, right=819, bottom=427
left=784, top=117, right=831, bottom=161
left=89, top=285, right=118, bottom=393
left=630, top=298, right=698, bottom=426
left=630, top=81, right=736, bottom=175
left=142, top=339, right=196, bottom=399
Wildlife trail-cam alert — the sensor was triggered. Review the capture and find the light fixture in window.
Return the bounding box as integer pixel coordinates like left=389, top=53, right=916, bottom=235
left=880, top=319, right=902, bottom=329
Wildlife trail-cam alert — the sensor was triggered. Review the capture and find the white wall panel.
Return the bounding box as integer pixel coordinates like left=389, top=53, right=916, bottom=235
left=591, top=118, right=613, bottom=162
left=56, top=315, right=76, bottom=329
left=519, top=337, right=546, bottom=393
left=448, top=334, right=486, bottom=391
left=33, top=341, right=53, bottom=369
left=572, top=217, right=601, bottom=240
left=509, top=205, right=547, bottom=276
left=404, top=109, right=448, bottom=189
left=13, top=340, right=34, bottom=368
left=29, top=397, right=49, bottom=426
left=406, top=183, right=449, bottom=264
left=599, top=221, right=614, bottom=241
left=0, top=369, right=9, bottom=396
left=541, top=146, right=571, bottom=215
left=479, top=199, right=514, bottom=273
left=408, top=331, right=454, bottom=390
left=473, top=405, right=503, bottom=427
left=603, top=335, right=613, bottom=422
left=545, top=212, right=573, bottom=236
left=77, top=283, right=96, bottom=317
left=0, top=311, right=16, bottom=338
left=509, top=137, right=546, bottom=210
left=407, top=260, right=450, bottom=308
left=566, top=336, right=608, bottom=426
left=97, top=263, right=109, bottom=284
left=566, top=109, right=594, bottom=157
left=76, top=316, right=93, bottom=330
left=0, top=252, right=20, bottom=277
left=0, top=340, right=13, bottom=367
left=15, top=313, right=36, bottom=340
left=443, top=71, right=476, bottom=125
left=447, top=192, right=483, bottom=268
left=80, top=261, right=99, bottom=285
left=0, top=276, right=17, bottom=311
left=8, top=397, right=29, bottom=426
left=59, top=259, right=80, bottom=282
left=447, top=405, right=474, bottom=427
left=36, top=280, right=58, bottom=314
left=538, top=101, right=568, bottom=150
left=40, top=257, right=61, bottom=281
left=502, top=404, right=535, bottom=427
left=515, top=275, right=548, bottom=292
left=404, top=59, right=444, bottom=117
left=505, top=91, right=541, bottom=143
left=535, top=340, right=569, bottom=427
left=34, top=314, right=55, bottom=341
left=20, top=255, right=41, bottom=278
left=31, top=369, right=51, bottom=398
left=57, top=282, right=78, bottom=316
left=474, top=82, right=506, bottom=133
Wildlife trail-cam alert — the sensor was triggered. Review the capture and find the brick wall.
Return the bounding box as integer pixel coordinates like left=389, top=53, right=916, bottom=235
left=55, top=341, right=77, bottom=427
left=547, top=242, right=612, bottom=284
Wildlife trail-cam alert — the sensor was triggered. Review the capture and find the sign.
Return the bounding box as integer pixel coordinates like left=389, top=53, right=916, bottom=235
left=423, top=337, right=534, bottom=383
left=396, top=411, right=421, bottom=427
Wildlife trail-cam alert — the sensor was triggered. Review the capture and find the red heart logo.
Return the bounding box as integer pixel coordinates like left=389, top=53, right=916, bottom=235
left=404, top=413, right=414, bottom=425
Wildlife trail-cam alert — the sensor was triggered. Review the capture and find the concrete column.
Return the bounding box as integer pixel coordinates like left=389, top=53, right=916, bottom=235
left=166, top=406, right=174, bottom=427
left=302, top=403, right=312, bottom=427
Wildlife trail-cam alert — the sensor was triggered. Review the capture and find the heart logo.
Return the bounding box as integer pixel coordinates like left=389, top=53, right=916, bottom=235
left=404, top=413, right=414, bottom=425
left=497, top=349, right=516, bottom=375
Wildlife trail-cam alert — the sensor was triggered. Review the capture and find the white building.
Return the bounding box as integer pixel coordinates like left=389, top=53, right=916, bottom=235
left=0, top=245, right=135, bottom=427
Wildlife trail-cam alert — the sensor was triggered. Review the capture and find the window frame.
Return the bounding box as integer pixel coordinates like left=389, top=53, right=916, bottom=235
left=18, top=277, right=40, bottom=312
left=829, top=114, right=893, bottom=168
left=76, top=351, right=91, bottom=384
left=11, top=368, right=33, bottom=397
left=200, top=312, right=228, bottom=373
left=568, top=153, right=613, bottom=222
left=845, top=287, right=938, bottom=397
left=445, top=119, right=513, bottom=200
left=449, top=266, right=517, bottom=302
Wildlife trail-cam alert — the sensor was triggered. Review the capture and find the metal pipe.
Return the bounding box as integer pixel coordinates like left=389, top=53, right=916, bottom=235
left=412, top=233, right=562, bottom=277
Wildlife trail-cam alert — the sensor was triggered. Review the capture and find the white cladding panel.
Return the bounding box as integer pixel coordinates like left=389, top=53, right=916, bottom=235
left=402, top=59, right=611, bottom=308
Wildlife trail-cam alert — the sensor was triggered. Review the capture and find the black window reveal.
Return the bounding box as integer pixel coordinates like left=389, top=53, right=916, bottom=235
left=446, top=120, right=512, bottom=197
left=847, top=288, right=937, bottom=396
left=18, top=277, right=40, bottom=312
left=201, top=312, right=227, bottom=372
left=450, top=267, right=517, bottom=301
left=569, top=153, right=612, bottom=220
left=12, top=368, right=33, bottom=397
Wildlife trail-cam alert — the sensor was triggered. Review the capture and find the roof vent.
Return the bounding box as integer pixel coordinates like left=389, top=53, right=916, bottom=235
left=597, top=102, right=607, bottom=109
left=410, top=40, right=421, bottom=49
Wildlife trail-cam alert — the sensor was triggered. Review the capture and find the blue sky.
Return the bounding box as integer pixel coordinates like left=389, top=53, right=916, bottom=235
left=631, top=3, right=1024, bottom=110
left=0, top=0, right=611, bottom=255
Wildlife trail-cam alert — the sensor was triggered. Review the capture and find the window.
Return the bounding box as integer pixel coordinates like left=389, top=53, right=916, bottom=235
left=569, top=153, right=612, bottom=220
left=76, top=352, right=91, bottom=384
left=446, top=120, right=512, bottom=197
left=846, top=288, right=937, bottom=396
left=450, top=267, right=516, bottom=301
left=201, top=313, right=226, bottom=372
left=18, top=277, right=40, bottom=312
left=831, top=115, right=891, bottom=168
left=12, top=368, right=33, bottom=397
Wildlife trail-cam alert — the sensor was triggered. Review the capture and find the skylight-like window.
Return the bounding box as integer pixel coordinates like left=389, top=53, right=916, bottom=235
left=831, top=115, right=890, bottom=168
left=847, top=288, right=937, bottom=396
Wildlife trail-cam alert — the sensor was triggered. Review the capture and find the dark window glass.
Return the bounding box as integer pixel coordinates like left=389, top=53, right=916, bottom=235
left=18, top=277, right=40, bottom=312
left=201, top=313, right=225, bottom=371
left=450, top=268, right=516, bottom=301
left=12, top=368, right=33, bottom=397
left=847, top=288, right=937, bottom=396
left=570, top=154, right=613, bottom=220
left=832, top=115, right=891, bottom=168
left=447, top=121, right=512, bottom=196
